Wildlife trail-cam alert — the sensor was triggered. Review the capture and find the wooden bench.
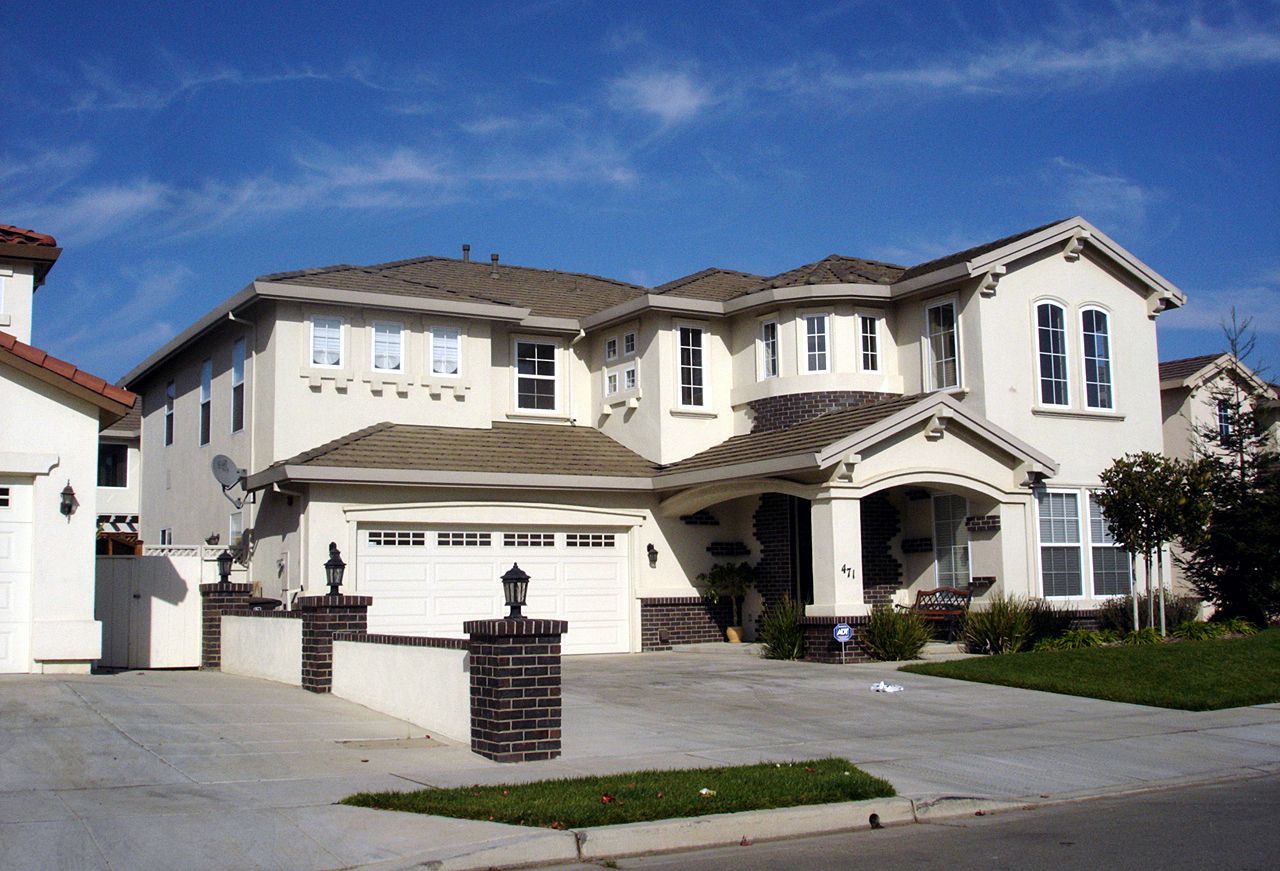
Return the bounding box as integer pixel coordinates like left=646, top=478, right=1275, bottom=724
left=896, top=587, right=972, bottom=640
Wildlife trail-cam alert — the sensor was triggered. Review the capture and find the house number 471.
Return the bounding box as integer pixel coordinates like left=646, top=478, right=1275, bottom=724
left=840, top=564, right=856, bottom=578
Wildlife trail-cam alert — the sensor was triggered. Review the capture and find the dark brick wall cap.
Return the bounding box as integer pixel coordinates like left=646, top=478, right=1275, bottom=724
left=333, top=631, right=468, bottom=649
left=464, top=618, right=569, bottom=636
left=199, top=582, right=254, bottom=594
left=640, top=596, right=708, bottom=606
left=799, top=615, right=871, bottom=626
left=296, top=594, right=374, bottom=608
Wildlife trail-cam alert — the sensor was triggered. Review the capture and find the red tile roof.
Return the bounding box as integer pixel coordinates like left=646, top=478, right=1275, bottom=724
left=0, top=331, right=136, bottom=409
left=0, top=224, right=58, bottom=246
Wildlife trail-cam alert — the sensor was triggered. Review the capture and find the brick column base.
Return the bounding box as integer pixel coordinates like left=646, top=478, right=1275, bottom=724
left=465, top=618, right=568, bottom=763
left=800, top=615, right=873, bottom=663
left=297, top=595, right=371, bottom=693
left=199, top=582, right=253, bottom=669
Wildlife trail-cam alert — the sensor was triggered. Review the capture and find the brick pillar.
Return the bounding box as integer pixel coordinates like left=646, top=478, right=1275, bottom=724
left=465, top=618, right=568, bottom=763
left=297, top=595, right=372, bottom=693
left=199, top=582, right=253, bottom=670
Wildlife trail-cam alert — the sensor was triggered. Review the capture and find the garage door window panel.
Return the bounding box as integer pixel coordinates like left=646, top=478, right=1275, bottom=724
left=504, top=532, right=556, bottom=548
left=437, top=531, right=492, bottom=547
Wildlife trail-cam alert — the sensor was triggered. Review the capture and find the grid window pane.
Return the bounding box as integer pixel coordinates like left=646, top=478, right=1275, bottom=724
left=1082, top=309, right=1113, bottom=409
left=805, top=315, right=829, bottom=372
left=623, top=333, right=635, bottom=355
left=431, top=327, right=460, bottom=375
left=624, top=367, right=637, bottom=390
left=927, top=303, right=958, bottom=389
left=1037, top=303, right=1069, bottom=405
left=504, top=532, right=555, bottom=547
left=437, top=531, right=492, bottom=547
left=1038, top=491, right=1082, bottom=596
left=312, top=318, right=342, bottom=366
left=368, top=530, right=426, bottom=547
left=605, top=338, right=618, bottom=360
left=679, top=327, right=704, bottom=406
left=860, top=316, right=879, bottom=371
left=760, top=321, right=778, bottom=378
left=516, top=341, right=557, bottom=410
left=566, top=533, right=615, bottom=548
left=372, top=323, right=402, bottom=371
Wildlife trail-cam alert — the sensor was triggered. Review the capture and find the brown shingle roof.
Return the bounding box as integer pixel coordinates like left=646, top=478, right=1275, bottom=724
left=276, top=421, right=658, bottom=478
left=0, top=331, right=136, bottom=409
left=659, top=393, right=926, bottom=476
left=1158, top=353, right=1225, bottom=384
left=653, top=268, right=767, bottom=302
left=897, top=218, right=1071, bottom=281
left=759, top=254, right=906, bottom=290
left=102, top=404, right=142, bottom=436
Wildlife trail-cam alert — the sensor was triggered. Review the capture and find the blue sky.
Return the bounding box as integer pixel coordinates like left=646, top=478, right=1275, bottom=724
left=4, top=0, right=1278, bottom=382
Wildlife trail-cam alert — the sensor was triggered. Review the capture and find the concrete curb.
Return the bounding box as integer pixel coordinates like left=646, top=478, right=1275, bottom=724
left=354, top=829, right=580, bottom=871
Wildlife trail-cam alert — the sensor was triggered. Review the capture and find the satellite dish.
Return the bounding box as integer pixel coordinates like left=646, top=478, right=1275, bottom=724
left=211, top=455, right=243, bottom=489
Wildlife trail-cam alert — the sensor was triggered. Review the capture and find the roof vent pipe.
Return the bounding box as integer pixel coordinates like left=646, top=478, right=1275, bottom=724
left=462, top=244, right=470, bottom=262
left=490, top=253, right=500, bottom=278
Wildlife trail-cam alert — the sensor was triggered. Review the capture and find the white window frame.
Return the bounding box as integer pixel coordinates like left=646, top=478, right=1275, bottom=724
left=429, top=325, right=462, bottom=378
left=623, top=365, right=638, bottom=391
left=1217, top=398, right=1233, bottom=439
left=1080, top=306, right=1114, bottom=410
left=932, top=494, right=971, bottom=589
left=370, top=321, right=405, bottom=373
left=859, top=314, right=881, bottom=372
left=1035, top=488, right=1085, bottom=599
left=800, top=311, right=832, bottom=374
left=1035, top=300, right=1071, bottom=408
left=198, top=358, right=212, bottom=446
left=758, top=318, right=779, bottom=380
left=231, top=337, right=245, bottom=434
left=310, top=316, right=344, bottom=369
left=513, top=336, right=561, bottom=414
left=675, top=321, right=708, bottom=409
left=924, top=298, right=961, bottom=391
left=1088, top=492, right=1131, bottom=598
left=605, top=336, right=619, bottom=362
left=229, top=511, right=243, bottom=549
left=605, top=371, right=619, bottom=396
left=623, top=332, right=636, bottom=356
left=164, top=380, right=175, bottom=447
left=159, top=528, right=173, bottom=546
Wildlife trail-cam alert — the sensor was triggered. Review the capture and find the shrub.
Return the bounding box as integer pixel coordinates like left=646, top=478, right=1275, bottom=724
left=1098, top=593, right=1202, bottom=633
left=758, top=596, right=806, bottom=660
left=1025, top=598, right=1073, bottom=645
left=863, top=606, right=932, bottom=662
left=1172, top=620, right=1225, bottom=641
left=1032, top=628, right=1111, bottom=652
left=1217, top=616, right=1259, bottom=636
left=1123, top=627, right=1161, bottom=645
left=962, top=595, right=1032, bottom=654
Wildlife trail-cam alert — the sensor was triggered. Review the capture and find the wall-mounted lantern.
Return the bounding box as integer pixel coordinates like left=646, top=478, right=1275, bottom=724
left=216, top=549, right=234, bottom=584
left=646, top=543, right=659, bottom=568
left=501, top=563, right=530, bottom=619
left=324, top=542, right=346, bottom=596
left=59, top=481, right=76, bottom=519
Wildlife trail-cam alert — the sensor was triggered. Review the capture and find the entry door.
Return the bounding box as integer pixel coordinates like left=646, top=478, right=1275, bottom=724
left=932, top=494, right=971, bottom=588
left=0, top=481, right=34, bottom=673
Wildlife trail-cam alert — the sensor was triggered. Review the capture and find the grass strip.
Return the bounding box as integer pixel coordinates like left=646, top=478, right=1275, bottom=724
left=342, top=757, right=894, bottom=828
left=902, top=628, right=1280, bottom=711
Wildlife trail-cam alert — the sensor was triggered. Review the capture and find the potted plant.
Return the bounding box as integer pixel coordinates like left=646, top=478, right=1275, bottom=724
left=698, top=562, right=757, bottom=643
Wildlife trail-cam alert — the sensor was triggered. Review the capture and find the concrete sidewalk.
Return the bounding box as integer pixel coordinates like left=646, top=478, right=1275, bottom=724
left=2, top=649, right=1279, bottom=870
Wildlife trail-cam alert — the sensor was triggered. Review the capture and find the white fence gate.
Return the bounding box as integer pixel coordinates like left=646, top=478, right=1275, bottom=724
left=95, top=545, right=242, bottom=669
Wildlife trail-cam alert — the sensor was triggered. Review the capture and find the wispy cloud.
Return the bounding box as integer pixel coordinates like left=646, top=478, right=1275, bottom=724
left=1162, top=274, right=1280, bottom=337
left=608, top=70, right=714, bottom=125
left=1048, top=157, right=1163, bottom=237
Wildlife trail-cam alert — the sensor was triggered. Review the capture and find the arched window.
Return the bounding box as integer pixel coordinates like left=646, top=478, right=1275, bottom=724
left=1036, top=302, right=1069, bottom=406
left=1081, top=308, right=1113, bottom=409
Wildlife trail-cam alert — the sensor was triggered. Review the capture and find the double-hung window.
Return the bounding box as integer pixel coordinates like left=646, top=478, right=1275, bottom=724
left=803, top=314, right=830, bottom=373
left=431, top=326, right=460, bottom=376
left=1036, top=302, right=1069, bottom=406
left=605, top=337, right=618, bottom=361
left=623, top=332, right=636, bottom=355
left=198, top=359, right=212, bottom=446
left=231, top=337, right=245, bottom=433
left=606, top=371, right=619, bottom=395
left=623, top=366, right=637, bottom=390
left=926, top=301, right=959, bottom=390
left=759, top=320, right=779, bottom=380
left=164, top=380, right=175, bottom=446
left=860, top=315, right=880, bottom=371
left=311, top=317, right=343, bottom=368
left=1081, top=309, right=1113, bottom=409
left=1217, top=399, right=1233, bottom=439
left=1089, top=494, right=1130, bottom=596
left=678, top=325, right=706, bottom=407
left=371, top=322, right=403, bottom=372
left=515, top=339, right=558, bottom=411
left=1037, top=491, right=1083, bottom=597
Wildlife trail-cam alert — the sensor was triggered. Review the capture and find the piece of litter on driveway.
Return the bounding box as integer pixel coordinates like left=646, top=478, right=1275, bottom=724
left=871, top=681, right=904, bottom=693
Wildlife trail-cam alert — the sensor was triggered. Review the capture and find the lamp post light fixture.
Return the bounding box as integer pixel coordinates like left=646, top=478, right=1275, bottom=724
left=324, top=542, right=346, bottom=597
left=216, top=549, right=234, bottom=584
left=501, top=563, right=530, bottom=620
left=59, top=481, right=76, bottom=518
left=646, top=543, right=659, bottom=568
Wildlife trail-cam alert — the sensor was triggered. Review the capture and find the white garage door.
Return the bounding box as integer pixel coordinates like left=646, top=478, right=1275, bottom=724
left=0, top=481, right=33, bottom=674
left=357, top=526, right=630, bottom=655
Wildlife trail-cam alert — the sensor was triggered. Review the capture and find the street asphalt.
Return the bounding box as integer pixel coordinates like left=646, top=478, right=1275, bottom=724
left=2, top=644, right=1278, bottom=869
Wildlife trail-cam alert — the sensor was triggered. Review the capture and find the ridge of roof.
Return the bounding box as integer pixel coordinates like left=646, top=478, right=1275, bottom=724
left=1158, top=353, right=1227, bottom=383
left=897, top=217, right=1074, bottom=281
left=0, top=224, right=58, bottom=246
left=653, top=267, right=766, bottom=294
left=377, top=255, right=648, bottom=293
left=0, top=330, right=136, bottom=409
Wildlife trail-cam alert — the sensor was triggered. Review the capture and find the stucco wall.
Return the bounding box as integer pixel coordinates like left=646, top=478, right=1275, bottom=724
left=331, top=640, right=470, bottom=743
left=0, top=260, right=36, bottom=344
left=96, top=436, right=140, bottom=518
left=221, top=614, right=302, bottom=685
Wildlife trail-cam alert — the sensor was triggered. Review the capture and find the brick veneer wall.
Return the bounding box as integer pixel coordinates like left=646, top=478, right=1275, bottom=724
left=861, top=494, right=902, bottom=606
left=801, top=615, right=874, bottom=663
left=199, top=582, right=253, bottom=669
left=640, top=597, right=733, bottom=650
left=464, top=618, right=567, bottom=763
left=297, top=594, right=372, bottom=694
left=752, top=492, right=793, bottom=612
left=748, top=391, right=897, bottom=433
left=965, top=514, right=1001, bottom=533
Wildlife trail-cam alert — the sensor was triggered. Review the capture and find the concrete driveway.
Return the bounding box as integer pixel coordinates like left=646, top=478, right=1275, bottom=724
left=3, top=648, right=1279, bottom=869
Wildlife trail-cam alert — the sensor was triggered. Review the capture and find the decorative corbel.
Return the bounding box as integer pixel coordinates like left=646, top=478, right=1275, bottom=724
left=978, top=265, right=1006, bottom=298
left=1146, top=293, right=1170, bottom=321
left=1063, top=229, right=1092, bottom=262
left=924, top=413, right=948, bottom=440
left=829, top=453, right=862, bottom=483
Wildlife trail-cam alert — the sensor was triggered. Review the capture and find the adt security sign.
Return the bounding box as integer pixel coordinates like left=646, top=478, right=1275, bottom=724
left=833, top=623, right=853, bottom=643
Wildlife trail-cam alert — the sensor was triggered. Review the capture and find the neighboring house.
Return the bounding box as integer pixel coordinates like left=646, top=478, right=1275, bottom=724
left=97, top=405, right=142, bottom=554
left=0, top=225, right=136, bottom=673
left=122, top=216, right=1184, bottom=655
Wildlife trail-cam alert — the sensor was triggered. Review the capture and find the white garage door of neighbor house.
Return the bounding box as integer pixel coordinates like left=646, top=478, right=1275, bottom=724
left=0, top=481, right=34, bottom=674
left=357, top=527, right=630, bottom=655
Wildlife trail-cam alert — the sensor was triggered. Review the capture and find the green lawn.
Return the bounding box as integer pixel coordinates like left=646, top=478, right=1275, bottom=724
left=902, top=628, right=1280, bottom=711
left=341, top=758, right=894, bottom=829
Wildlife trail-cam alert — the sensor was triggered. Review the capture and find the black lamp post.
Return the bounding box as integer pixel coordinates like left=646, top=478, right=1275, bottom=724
left=216, top=549, right=234, bottom=584
left=324, top=542, right=346, bottom=597
left=501, top=563, right=530, bottom=619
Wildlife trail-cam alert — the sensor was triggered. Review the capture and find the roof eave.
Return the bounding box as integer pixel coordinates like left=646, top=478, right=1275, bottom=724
left=246, top=464, right=655, bottom=492
left=653, top=453, right=819, bottom=490
left=0, top=348, right=135, bottom=422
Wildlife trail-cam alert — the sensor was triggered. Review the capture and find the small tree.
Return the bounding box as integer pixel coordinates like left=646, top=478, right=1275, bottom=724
left=698, top=562, right=757, bottom=628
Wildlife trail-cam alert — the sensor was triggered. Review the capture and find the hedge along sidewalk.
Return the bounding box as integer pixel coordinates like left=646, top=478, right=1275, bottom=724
left=901, top=629, right=1280, bottom=711
left=342, top=758, right=893, bottom=829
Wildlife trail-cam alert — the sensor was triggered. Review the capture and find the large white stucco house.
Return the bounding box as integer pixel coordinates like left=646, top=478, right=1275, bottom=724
left=0, top=225, right=136, bottom=673
left=122, top=217, right=1186, bottom=658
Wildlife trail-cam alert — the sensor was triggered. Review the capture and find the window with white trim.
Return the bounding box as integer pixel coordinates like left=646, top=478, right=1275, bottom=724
left=0, top=487, right=9, bottom=508
left=368, top=530, right=426, bottom=547
left=311, top=317, right=343, bottom=368
left=371, top=322, right=404, bottom=372
left=605, top=337, right=618, bottom=361
left=933, top=494, right=971, bottom=588
left=623, top=332, right=636, bottom=355
left=1036, top=302, right=1069, bottom=406
left=1089, top=494, right=1130, bottom=596
left=229, top=511, right=243, bottom=548
left=1217, top=399, right=1233, bottom=439
left=759, top=320, right=779, bottom=379
left=566, top=533, right=615, bottom=548
left=803, top=314, right=830, bottom=373
left=437, top=531, right=492, bottom=547
left=164, top=380, right=175, bottom=446
left=198, top=358, right=212, bottom=446
left=1081, top=308, right=1113, bottom=409
left=1037, top=491, right=1083, bottom=597
left=231, top=337, right=245, bottom=433
left=926, top=301, right=959, bottom=390
left=623, top=366, right=637, bottom=391
left=860, top=315, right=880, bottom=371
left=504, top=532, right=555, bottom=547
left=159, top=528, right=173, bottom=546
left=606, top=371, right=619, bottom=395
left=431, top=326, right=460, bottom=376
left=515, top=339, right=558, bottom=411
left=678, top=325, right=705, bottom=407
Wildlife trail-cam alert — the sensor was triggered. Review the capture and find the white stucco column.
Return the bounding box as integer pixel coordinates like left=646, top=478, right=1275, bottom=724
left=807, top=485, right=868, bottom=617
